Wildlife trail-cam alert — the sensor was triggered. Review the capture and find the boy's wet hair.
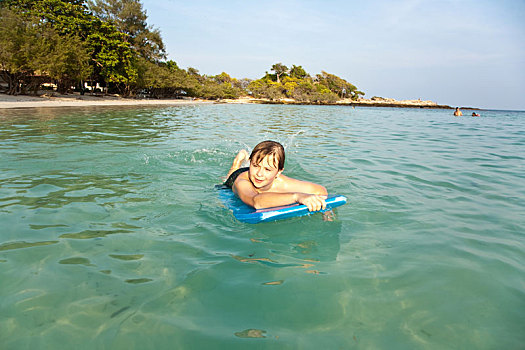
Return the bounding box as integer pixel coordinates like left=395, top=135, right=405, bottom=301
left=249, top=140, right=285, bottom=170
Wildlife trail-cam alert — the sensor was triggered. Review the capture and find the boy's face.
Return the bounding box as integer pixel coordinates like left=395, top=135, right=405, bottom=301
left=249, top=154, right=282, bottom=190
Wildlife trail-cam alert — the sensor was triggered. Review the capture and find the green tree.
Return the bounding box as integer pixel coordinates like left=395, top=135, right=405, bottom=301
left=136, top=58, right=195, bottom=98
left=247, top=79, right=266, bottom=98
left=313, top=82, right=338, bottom=103
left=265, top=82, right=284, bottom=101
left=3, top=0, right=95, bottom=37
left=40, top=32, right=92, bottom=94
left=282, top=76, right=298, bottom=98
left=2, top=0, right=137, bottom=95
left=271, top=63, right=288, bottom=83
left=87, top=19, right=137, bottom=94
left=0, top=6, right=91, bottom=94
left=289, top=65, right=308, bottom=79
left=213, top=72, right=233, bottom=84
left=316, top=71, right=359, bottom=99
left=88, top=0, right=165, bottom=62
left=0, top=8, right=43, bottom=94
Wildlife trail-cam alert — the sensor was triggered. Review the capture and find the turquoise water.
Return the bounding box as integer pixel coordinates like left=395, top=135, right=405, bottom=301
left=0, top=104, right=523, bottom=349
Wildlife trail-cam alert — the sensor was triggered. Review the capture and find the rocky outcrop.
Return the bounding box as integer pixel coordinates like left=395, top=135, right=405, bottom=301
left=217, top=96, right=453, bottom=109
left=335, top=97, right=452, bottom=109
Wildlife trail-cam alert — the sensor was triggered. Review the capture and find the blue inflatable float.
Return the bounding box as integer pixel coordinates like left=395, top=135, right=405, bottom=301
left=218, top=188, right=347, bottom=224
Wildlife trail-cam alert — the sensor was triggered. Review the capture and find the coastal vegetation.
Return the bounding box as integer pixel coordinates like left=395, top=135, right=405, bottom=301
left=248, top=64, right=363, bottom=103
left=0, top=0, right=363, bottom=103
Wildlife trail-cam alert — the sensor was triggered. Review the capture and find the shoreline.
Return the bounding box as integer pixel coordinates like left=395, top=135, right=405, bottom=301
left=230, top=98, right=454, bottom=109
left=0, top=93, right=470, bottom=110
left=0, top=93, right=212, bottom=109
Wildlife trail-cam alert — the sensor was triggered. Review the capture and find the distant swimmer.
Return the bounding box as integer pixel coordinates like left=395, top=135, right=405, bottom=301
left=472, top=112, right=480, bottom=117
left=454, top=107, right=463, bottom=116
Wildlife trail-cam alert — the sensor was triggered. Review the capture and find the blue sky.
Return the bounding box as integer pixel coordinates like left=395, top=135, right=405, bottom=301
left=141, top=0, right=525, bottom=110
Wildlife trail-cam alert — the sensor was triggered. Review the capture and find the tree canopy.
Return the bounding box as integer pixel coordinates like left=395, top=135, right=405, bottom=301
left=87, top=0, right=165, bottom=62
left=248, top=63, right=364, bottom=103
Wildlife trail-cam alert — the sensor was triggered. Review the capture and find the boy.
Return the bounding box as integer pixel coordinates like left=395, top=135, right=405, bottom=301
left=224, top=140, right=327, bottom=211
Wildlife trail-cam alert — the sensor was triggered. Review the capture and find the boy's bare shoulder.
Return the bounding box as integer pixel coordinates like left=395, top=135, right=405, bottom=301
left=278, top=175, right=327, bottom=195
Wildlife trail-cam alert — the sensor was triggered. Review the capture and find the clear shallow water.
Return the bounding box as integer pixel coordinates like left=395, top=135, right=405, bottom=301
left=0, top=104, right=523, bottom=349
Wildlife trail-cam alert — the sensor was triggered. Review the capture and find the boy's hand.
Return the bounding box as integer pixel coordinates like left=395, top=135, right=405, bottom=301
left=295, top=193, right=327, bottom=212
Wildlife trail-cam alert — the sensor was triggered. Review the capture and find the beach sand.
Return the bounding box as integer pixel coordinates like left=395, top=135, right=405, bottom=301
left=0, top=93, right=211, bottom=109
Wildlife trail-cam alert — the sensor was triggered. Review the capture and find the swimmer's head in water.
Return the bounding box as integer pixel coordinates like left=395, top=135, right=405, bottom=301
left=249, top=140, right=285, bottom=170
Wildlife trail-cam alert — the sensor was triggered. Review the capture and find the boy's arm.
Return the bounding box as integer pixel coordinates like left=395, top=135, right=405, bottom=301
left=233, top=178, right=327, bottom=211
